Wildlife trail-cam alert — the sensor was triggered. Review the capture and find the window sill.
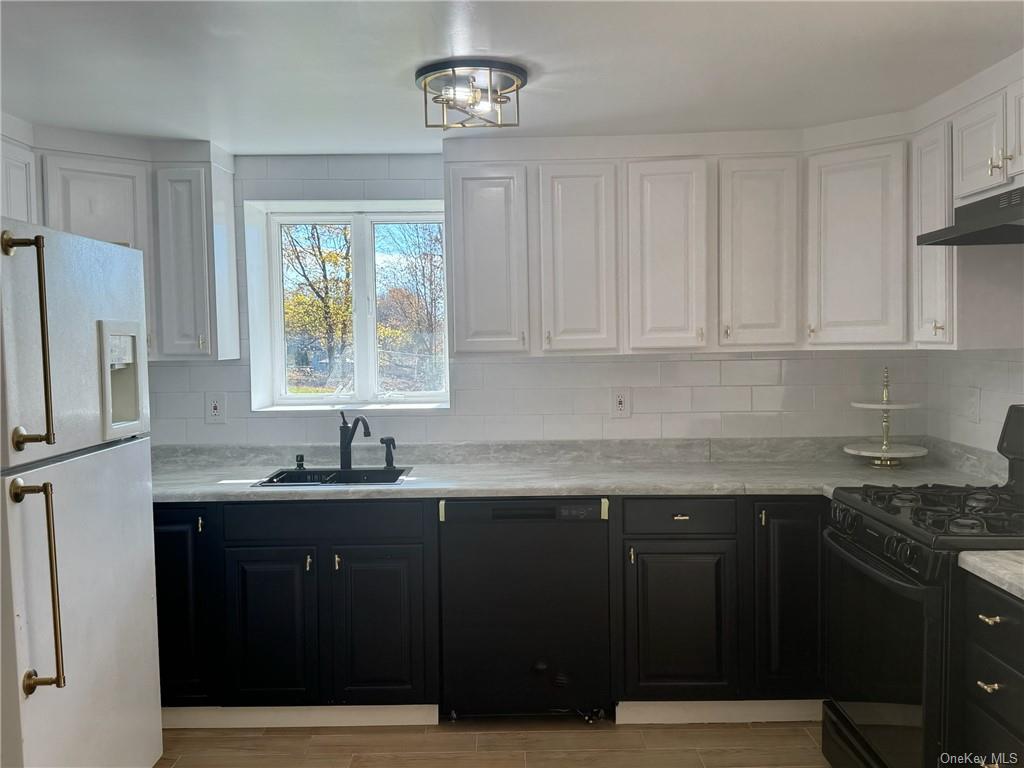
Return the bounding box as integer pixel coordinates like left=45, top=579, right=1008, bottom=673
left=255, top=401, right=451, bottom=414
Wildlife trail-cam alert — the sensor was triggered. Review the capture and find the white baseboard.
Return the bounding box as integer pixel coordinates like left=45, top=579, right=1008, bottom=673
left=162, top=705, right=439, bottom=729
left=615, top=700, right=823, bottom=725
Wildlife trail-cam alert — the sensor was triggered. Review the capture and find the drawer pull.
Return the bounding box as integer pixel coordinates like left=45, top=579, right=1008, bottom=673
left=672, top=514, right=690, bottom=521
left=977, top=613, right=1003, bottom=626
left=976, top=680, right=1002, bottom=694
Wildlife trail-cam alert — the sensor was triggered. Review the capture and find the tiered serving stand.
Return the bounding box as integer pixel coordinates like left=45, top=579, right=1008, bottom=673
left=843, top=367, right=927, bottom=468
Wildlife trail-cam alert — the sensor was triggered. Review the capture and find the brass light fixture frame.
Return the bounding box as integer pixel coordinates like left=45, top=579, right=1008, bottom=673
left=415, top=58, right=527, bottom=130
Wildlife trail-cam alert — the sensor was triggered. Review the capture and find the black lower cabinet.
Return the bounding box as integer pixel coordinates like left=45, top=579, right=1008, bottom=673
left=331, top=545, right=424, bottom=704
left=224, top=546, right=319, bottom=705
left=153, top=504, right=220, bottom=706
left=753, top=499, right=825, bottom=697
left=624, top=539, right=738, bottom=699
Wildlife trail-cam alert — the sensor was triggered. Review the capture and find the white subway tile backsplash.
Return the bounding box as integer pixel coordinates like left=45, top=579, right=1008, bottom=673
left=632, top=387, right=692, bottom=413
left=184, top=417, right=248, bottom=445
left=242, top=179, right=304, bottom=199
left=692, top=386, right=751, bottom=412
left=573, top=389, right=609, bottom=414
left=485, top=415, right=543, bottom=441
left=947, top=386, right=981, bottom=422
left=234, top=156, right=268, bottom=179
left=152, top=392, right=204, bottom=419
left=302, top=180, right=365, bottom=200
left=660, top=361, right=720, bottom=386
left=514, top=389, right=576, bottom=415
left=328, top=155, right=389, bottom=179
left=455, top=389, right=515, bottom=416
left=365, top=179, right=426, bottom=199
left=427, top=415, right=485, bottom=442
left=543, top=415, right=602, bottom=440
left=752, top=386, right=813, bottom=412
left=450, top=363, right=483, bottom=390
left=248, top=417, right=307, bottom=445
left=267, top=155, right=329, bottom=179
left=150, top=418, right=187, bottom=446
left=189, top=365, right=251, bottom=392
left=781, top=358, right=846, bottom=386
left=721, top=360, right=780, bottom=386
left=148, top=365, right=189, bottom=393
left=662, top=413, right=722, bottom=438
left=722, top=412, right=781, bottom=437
left=603, top=414, right=662, bottom=439
left=387, top=154, right=443, bottom=179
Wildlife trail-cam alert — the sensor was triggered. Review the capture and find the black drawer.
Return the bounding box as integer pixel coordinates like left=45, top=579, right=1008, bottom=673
left=967, top=643, right=1024, bottom=737
left=966, top=574, right=1024, bottom=674
left=963, top=698, right=1024, bottom=761
left=223, top=501, right=424, bottom=541
left=623, top=498, right=736, bottom=535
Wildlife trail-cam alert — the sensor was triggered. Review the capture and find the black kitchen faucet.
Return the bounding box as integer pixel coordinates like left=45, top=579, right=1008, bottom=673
left=339, top=411, right=371, bottom=469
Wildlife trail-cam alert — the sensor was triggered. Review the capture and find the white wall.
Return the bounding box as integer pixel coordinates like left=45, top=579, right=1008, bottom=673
left=927, top=348, right=1024, bottom=451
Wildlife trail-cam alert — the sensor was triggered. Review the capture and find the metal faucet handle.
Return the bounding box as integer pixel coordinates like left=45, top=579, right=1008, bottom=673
left=339, top=410, right=349, bottom=426
left=295, top=454, right=305, bottom=469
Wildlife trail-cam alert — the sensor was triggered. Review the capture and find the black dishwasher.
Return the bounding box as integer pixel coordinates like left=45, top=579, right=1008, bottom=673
left=440, top=497, right=611, bottom=719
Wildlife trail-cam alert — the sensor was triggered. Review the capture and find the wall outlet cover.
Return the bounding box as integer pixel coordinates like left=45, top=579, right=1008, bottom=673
left=205, top=391, right=227, bottom=424
left=610, top=388, right=631, bottom=418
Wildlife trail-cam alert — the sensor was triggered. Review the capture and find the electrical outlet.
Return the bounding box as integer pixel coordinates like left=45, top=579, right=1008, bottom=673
left=205, top=392, right=227, bottom=424
left=610, top=388, right=631, bottom=418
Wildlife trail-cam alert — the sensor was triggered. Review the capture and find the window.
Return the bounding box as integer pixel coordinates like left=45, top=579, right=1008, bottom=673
left=264, top=203, right=448, bottom=408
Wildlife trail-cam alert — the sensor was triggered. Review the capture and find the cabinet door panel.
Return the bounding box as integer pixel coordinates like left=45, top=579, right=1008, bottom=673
left=539, top=163, right=618, bottom=352
left=154, top=506, right=219, bottom=705
left=911, top=123, right=954, bottom=344
left=225, top=546, right=318, bottom=705
left=2, top=140, right=37, bottom=223
left=449, top=165, right=529, bottom=352
left=754, top=501, right=824, bottom=697
left=624, top=539, right=737, bottom=699
left=627, top=159, right=707, bottom=349
left=1009, top=80, right=1024, bottom=178
left=719, top=157, right=798, bottom=345
left=331, top=545, right=424, bottom=704
left=953, top=90, right=1007, bottom=197
left=156, top=167, right=212, bottom=356
left=806, top=142, right=906, bottom=344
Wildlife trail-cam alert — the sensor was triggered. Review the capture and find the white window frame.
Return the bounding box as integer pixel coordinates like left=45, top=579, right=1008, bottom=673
left=259, top=200, right=448, bottom=410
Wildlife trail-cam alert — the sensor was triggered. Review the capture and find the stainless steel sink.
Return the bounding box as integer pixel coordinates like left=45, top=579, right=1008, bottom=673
left=257, top=467, right=410, bottom=486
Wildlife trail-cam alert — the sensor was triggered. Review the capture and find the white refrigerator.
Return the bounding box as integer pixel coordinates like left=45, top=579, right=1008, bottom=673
left=1, top=219, right=163, bottom=767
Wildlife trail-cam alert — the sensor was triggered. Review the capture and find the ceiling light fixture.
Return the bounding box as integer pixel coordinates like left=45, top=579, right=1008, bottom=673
left=415, top=58, right=527, bottom=130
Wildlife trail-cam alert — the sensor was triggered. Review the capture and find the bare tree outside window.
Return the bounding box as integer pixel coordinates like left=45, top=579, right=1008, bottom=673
left=281, top=223, right=354, bottom=394
left=374, top=222, right=447, bottom=393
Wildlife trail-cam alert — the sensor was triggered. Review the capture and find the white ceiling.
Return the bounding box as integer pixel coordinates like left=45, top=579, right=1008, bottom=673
left=2, top=1, right=1022, bottom=154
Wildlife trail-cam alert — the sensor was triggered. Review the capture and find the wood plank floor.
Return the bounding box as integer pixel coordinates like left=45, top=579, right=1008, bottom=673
left=157, top=718, right=825, bottom=768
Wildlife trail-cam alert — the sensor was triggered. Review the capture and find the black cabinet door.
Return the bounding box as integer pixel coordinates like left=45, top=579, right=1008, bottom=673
left=153, top=505, right=218, bottom=706
left=330, top=545, right=424, bottom=704
left=624, top=539, right=738, bottom=699
left=224, top=546, right=318, bottom=705
left=754, top=501, right=824, bottom=697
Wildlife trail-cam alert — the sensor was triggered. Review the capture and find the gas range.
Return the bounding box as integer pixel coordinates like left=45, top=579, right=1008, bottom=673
left=830, top=404, right=1024, bottom=584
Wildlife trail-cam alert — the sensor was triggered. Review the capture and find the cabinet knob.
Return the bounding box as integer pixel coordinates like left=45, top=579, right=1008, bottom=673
left=932, top=320, right=946, bottom=336
left=305, top=554, right=312, bottom=572
left=723, top=325, right=732, bottom=339
left=697, top=327, right=705, bottom=343
left=807, top=324, right=816, bottom=338
left=987, top=150, right=1011, bottom=176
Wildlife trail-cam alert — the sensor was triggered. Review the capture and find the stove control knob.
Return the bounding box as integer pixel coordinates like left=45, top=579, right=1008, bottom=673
left=844, top=511, right=861, bottom=534
left=897, top=541, right=916, bottom=565
left=831, top=503, right=842, bottom=524
left=883, top=536, right=898, bottom=557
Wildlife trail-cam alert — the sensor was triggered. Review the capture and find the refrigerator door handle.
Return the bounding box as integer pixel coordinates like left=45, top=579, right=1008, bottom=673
left=2, top=231, right=56, bottom=452
left=9, top=477, right=66, bottom=695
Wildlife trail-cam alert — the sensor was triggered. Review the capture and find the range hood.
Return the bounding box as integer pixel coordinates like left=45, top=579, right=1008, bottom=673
left=917, top=187, right=1024, bottom=246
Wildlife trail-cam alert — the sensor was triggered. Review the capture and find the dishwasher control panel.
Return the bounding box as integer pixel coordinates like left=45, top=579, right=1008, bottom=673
left=557, top=502, right=602, bottom=521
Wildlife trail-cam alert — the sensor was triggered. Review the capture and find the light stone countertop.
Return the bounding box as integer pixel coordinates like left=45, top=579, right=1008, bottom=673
left=151, top=460, right=991, bottom=503
left=959, top=551, right=1024, bottom=601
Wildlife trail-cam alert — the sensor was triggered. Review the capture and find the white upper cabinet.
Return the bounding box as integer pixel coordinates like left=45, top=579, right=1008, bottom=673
left=1, top=140, right=37, bottom=223
left=1007, top=79, right=1024, bottom=178
left=448, top=164, right=529, bottom=353
left=626, top=159, right=707, bottom=349
left=538, top=162, right=618, bottom=352
left=911, top=122, right=954, bottom=344
left=43, top=154, right=149, bottom=250
left=718, top=157, right=798, bottom=345
left=953, top=90, right=1009, bottom=198
left=155, top=167, right=213, bottom=356
left=154, top=163, right=239, bottom=360
left=806, top=142, right=907, bottom=345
